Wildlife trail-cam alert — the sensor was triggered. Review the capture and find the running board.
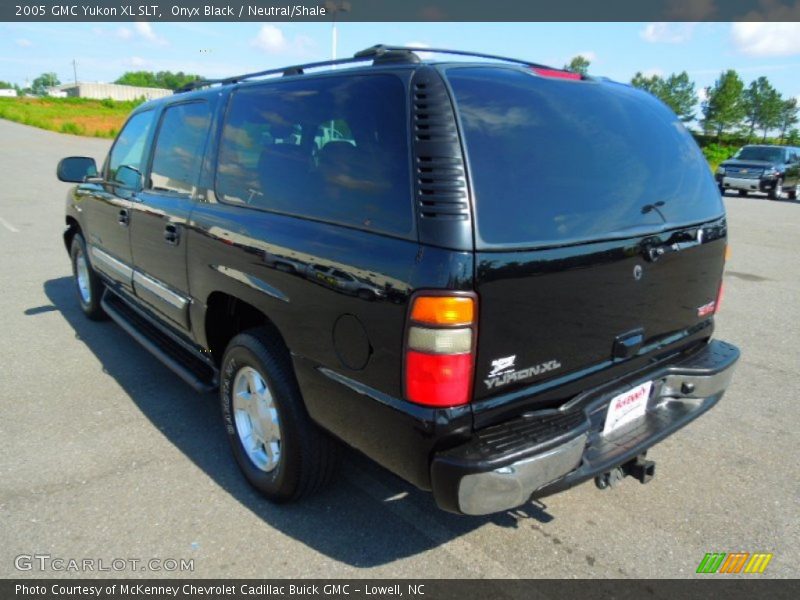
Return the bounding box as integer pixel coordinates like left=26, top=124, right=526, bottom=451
left=101, top=290, right=218, bottom=393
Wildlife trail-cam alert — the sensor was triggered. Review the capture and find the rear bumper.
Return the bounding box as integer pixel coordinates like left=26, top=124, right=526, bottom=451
left=430, top=339, right=740, bottom=515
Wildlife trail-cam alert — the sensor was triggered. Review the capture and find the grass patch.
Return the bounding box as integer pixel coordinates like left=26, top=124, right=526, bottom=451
left=0, top=96, right=140, bottom=138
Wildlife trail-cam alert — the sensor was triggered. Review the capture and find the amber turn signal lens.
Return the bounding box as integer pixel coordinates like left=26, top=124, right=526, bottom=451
left=410, top=296, right=474, bottom=326
left=725, top=245, right=732, bottom=261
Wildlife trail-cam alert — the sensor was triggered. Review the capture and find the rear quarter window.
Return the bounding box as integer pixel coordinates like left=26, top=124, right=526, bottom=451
left=447, top=67, right=723, bottom=247
left=215, top=74, right=413, bottom=238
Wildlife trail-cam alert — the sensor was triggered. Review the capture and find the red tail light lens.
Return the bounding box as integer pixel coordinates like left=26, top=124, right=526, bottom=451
left=404, top=294, right=476, bottom=407
left=405, top=351, right=473, bottom=407
left=715, top=281, right=725, bottom=314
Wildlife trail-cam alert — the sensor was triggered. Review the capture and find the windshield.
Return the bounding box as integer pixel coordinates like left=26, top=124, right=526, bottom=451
left=446, top=67, right=724, bottom=247
left=734, top=146, right=785, bottom=163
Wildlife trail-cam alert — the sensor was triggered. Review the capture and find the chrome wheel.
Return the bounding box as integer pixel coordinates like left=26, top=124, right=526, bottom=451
left=232, top=366, right=281, bottom=472
left=75, top=247, right=91, bottom=304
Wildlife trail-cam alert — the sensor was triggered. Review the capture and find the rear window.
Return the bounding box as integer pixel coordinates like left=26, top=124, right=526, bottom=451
left=447, top=67, right=723, bottom=247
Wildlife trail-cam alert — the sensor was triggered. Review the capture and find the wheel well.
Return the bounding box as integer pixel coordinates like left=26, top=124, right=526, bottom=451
left=204, top=292, right=288, bottom=366
left=64, top=216, right=80, bottom=251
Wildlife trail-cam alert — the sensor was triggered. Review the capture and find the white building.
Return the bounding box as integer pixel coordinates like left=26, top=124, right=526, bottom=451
left=0, top=88, right=17, bottom=97
left=56, top=82, right=172, bottom=101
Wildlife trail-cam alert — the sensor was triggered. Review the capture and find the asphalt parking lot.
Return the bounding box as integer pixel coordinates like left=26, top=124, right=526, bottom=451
left=0, top=118, right=798, bottom=579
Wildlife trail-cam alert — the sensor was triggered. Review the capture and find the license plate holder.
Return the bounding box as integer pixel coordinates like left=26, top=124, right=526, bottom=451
left=603, top=381, right=653, bottom=435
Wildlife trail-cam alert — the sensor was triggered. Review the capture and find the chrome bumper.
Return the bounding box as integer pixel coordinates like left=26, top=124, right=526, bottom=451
left=457, top=433, right=587, bottom=515
left=431, top=340, right=740, bottom=515
left=721, top=176, right=763, bottom=191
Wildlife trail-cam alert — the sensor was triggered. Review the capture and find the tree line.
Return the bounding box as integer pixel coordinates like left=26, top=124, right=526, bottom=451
left=0, top=70, right=203, bottom=96
left=564, top=56, right=798, bottom=145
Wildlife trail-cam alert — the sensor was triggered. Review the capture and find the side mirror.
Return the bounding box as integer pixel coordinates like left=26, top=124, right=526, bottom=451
left=113, top=164, right=143, bottom=190
left=57, top=156, right=98, bottom=183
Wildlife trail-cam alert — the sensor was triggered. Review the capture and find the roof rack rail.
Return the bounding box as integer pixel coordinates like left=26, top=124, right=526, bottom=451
left=174, top=53, right=392, bottom=93
left=354, top=44, right=556, bottom=70
left=174, top=44, right=566, bottom=93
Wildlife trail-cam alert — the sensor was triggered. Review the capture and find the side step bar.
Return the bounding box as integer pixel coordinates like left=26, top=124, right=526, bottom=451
left=101, top=290, right=218, bottom=393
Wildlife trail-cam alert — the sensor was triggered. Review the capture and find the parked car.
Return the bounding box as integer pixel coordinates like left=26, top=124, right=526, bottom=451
left=306, top=264, right=386, bottom=300
left=56, top=45, right=739, bottom=515
left=716, top=144, right=800, bottom=199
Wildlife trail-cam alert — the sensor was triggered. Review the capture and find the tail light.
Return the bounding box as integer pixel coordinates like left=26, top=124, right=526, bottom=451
left=404, top=294, right=476, bottom=407
left=531, top=67, right=582, bottom=80
left=715, top=281, right=725, bottom=314
left=714, top=244, right=729, bottom=315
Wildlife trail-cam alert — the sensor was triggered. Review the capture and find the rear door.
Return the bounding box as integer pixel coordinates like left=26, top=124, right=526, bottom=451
left=446, top=67, right=726, bottom=405
left=130, top=100, right=213, bottom=331
left=83, top=110, right=155, bottom=289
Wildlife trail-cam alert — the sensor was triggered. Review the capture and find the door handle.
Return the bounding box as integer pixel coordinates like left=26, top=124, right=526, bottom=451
left=118, top=209, right=129, bottom=226
left=164, top=224, right=180, bottom=245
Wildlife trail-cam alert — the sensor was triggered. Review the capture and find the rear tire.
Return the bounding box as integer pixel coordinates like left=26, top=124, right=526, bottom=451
left=788, top=185, right=798, bottom=200
left=69, top=233, right=106, bottom=320
left=738, top=189, right=748, bottom=197
left=220, top=328, right=340, bottom=502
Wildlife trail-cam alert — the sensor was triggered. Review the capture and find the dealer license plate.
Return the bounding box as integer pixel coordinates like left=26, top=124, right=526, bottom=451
left=603, top=381, right=653, bottom=435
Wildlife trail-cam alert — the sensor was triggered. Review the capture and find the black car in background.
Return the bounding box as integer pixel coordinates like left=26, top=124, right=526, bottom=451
left=716, top=144, right=800, bottom=199
left=56, top=46, right=739, bottom=515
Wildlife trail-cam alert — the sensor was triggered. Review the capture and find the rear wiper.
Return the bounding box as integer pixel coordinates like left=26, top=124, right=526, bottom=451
left=641, top=201, right=667, bottom=223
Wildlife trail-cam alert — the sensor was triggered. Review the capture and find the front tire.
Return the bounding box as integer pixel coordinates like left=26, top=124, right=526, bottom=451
left=768, top=179, right=784, bottom=200
left=738, top=189, right=748, bottom=197
left=220, top=329, right=340, bottom=502
left=69, top=233, right=106, bottom=320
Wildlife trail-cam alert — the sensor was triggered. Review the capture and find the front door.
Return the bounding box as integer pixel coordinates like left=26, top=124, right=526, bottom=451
left=83, top=110, right=156, bottom=289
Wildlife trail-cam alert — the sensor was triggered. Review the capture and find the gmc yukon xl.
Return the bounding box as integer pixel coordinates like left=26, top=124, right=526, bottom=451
left=56, top=46, right=739, bottom=515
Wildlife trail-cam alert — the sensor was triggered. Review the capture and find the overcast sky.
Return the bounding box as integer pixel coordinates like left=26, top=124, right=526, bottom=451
left=1, top=21, right=799, bottom=103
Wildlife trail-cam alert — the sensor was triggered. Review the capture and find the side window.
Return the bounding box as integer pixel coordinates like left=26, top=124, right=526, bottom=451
left=149, top=102, right=212, bottom=195
left=107, top=110, right=155, bottom=186
left=216, top=75, right=412, bottom=237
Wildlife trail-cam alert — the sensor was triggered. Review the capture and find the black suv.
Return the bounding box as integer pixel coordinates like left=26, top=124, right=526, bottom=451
left=716, top=144, right=800, bottom=199
left=57, top=46, right=739, bottom=515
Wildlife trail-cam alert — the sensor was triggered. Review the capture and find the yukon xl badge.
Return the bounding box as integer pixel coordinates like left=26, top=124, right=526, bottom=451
left=485, top=355, right=562, bottom=390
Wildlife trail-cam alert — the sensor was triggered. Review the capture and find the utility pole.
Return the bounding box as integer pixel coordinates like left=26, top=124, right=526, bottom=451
left=72, top=59, right=78, bottom=86
left=326, top=1, right=351, bottom=60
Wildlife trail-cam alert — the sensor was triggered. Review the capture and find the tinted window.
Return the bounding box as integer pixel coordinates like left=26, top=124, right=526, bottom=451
left=735, top=146, right=785, bottom=163
left=107, top=110, right=154, bottom=185
left=447, top=68, right=723, bottom=247
left=149, top=102, right=212, bottom=195
left=216, top=74, right=412, bottom=237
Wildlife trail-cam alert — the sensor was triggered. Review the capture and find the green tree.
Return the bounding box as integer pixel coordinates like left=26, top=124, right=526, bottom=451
left=702, top=70, right=746, bottom=140
left=787, top=128, right=800, bottom=146
left=777, top=98, right=798, bottom=144
left=631, top=71, right=697, bottom=122
left=114, top=70, right=203, bottom=90
left=631, top=72, right=661, bottom=95
left=30, top=72, right=60, bottom=96
left=743, top=77, right=783, bottom=142
left=564, top=55, right=590, bottom=76
left=0, top=80, right=15, bottom=89
left=659, top=72, right=697, bottom=122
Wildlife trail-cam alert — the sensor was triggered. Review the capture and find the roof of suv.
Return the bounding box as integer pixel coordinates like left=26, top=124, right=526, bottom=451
left=134, top=45, right=591, bottom=110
